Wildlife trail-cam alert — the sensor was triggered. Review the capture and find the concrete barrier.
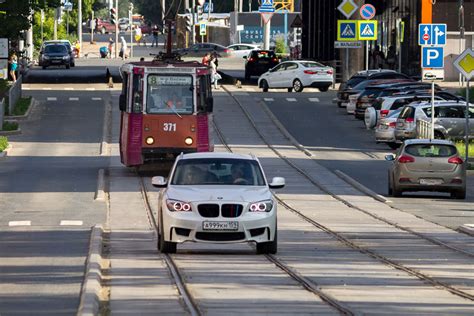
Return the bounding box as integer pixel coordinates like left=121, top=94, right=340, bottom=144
left=8, top=75, right=22, bottom=115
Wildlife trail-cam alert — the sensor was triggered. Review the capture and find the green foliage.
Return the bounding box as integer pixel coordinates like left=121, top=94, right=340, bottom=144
left=0, top=136, right=8, bottom=152
left=1, top=121, right=18, bottom=131
left=32, top=10, right=67, bottom=50
left=455, top=141, right=474, bottom=159
left=0, top=79, right=9, bottom=96
left=274, top=36, right=288, bottom=55
left=11, top=97, right=31, bottom=116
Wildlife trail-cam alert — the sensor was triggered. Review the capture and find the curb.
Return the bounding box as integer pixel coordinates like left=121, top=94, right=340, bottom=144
left=77, top=225, right=104, bottom=316
left=0, top=127, right=22, bottom=136
left=334, top=169, right=392, bottom=203
left=94, top=169, right=106, bottom=201
left=458, top=224, right=474, bottom=236
left=6, top=97, right=36, bottom=121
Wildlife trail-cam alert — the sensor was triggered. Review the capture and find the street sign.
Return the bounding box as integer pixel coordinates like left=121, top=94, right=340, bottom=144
left=260, top=12, right=274, bottom=25
left=359, top=4, right=376, bottom=20
left=203, top=2, right=213, bottom=13
left=422, top=46, right=444, bottom=68
left=334, top=41, right=362, bottom=48
left=418, top=23, right=446, bottom=46
left=358, top=20, right=377, bottom=40
left=63, top=1, right=73, bottom=11
left=290, top=14, right=303, bottom=28
left=337, top=20, right=357, bottom=41
left=453, top=48, right=474, bottom=81
left=199, top=22, right=207, bottom=36
left=422, top=69, right=444, bottom=81
left=259, top=0, right=274, bottom=13
left=337, top=0, right=358, bottom=19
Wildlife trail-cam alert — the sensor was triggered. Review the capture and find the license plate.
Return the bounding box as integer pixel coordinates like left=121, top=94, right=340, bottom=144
left=419, top=179, right=443, bottom=185
left=203, top=221, right=239, bottom=231
left=259, top=60, right=269, bottom=64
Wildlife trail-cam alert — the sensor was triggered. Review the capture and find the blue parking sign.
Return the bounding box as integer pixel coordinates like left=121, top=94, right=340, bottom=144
left=422, top=47, right=444, bottom=68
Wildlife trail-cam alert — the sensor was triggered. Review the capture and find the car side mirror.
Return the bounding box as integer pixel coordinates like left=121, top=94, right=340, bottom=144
left=119, top=94, right=127, bottom=111
left=152, top=176, right=167, bottom=188
left=269, top=177, right=285, bottom=189
left=385, top=154, right=396, bottom=161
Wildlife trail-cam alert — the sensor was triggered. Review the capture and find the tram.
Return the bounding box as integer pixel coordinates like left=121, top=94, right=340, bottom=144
left=118, top=53, right=214, bottom=167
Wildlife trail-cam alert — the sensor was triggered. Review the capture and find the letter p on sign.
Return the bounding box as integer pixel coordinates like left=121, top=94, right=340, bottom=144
left=422, top=46, right=444, bottom=69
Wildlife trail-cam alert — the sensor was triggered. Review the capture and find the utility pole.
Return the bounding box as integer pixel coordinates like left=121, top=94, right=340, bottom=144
left=459, top=0, right=465, bottom=86
left=115, top=0, right=118, bottom=59
left=78, top=0, right=82, bottom=57
left=192, top=0, right=196, bottom=45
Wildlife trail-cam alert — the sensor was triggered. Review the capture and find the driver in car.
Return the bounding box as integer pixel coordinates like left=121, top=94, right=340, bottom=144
left=231, top=164, right=249, bottom=184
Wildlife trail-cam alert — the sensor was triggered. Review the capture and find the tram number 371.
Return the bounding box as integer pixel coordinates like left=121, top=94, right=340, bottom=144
left=163, top=123, right=177, bottom=132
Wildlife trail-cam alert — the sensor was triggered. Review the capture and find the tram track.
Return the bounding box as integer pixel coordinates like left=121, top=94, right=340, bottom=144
left=217, top=86, right=474, bottom=302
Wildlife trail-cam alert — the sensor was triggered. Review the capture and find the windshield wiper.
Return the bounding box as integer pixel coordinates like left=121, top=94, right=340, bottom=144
left=164, top=102, right=182, bottom=118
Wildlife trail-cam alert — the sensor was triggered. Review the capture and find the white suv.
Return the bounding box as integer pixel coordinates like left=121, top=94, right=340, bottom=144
left=152, top=152, right=285, bottom=254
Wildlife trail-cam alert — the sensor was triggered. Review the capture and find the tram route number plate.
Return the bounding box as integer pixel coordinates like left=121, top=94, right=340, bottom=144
left=203, top=221, right=239, bottom=231
left=419, top=178, right=443, bottom=185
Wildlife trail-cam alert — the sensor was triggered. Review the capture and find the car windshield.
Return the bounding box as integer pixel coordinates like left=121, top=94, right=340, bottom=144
left=300, top=61, right=324, bottom=68
left=44, top=45, right=67, bottom=54
left=171, top=158, right=266, bottom=186
left=404, top=144, right=457, bottom=157
left=146, top=75, right=194, bottom=114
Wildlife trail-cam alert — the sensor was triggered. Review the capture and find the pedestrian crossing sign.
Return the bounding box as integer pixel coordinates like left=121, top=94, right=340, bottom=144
left=358, top=20, right=377, bottom=40
left=337, top=20, right=358, bottom=41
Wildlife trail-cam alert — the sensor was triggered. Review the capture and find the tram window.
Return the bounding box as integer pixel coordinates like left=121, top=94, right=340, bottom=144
left=198, top=75, right=212, bottom=112
left=119, top=74, right=128, bottom=112
left=146, top=75, right=194, bottom=115
left=132, top=74, right=143, bottom=113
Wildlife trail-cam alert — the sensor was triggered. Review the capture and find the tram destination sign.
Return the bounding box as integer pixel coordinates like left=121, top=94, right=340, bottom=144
left=148, top=75, right=192, bottom=86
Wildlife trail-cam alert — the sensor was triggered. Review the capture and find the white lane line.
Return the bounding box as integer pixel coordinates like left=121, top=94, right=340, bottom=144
left=286, top=98, right=297, bottom=102
left=60, top=220, right=83, bottom=226
left=9, top=221, right=32, bottom=226
left=86, top=88, right=96, bottom=91
left=23, top=87, right=31, bottom=90
left=264, top=98, right=274, bottom=102
left=92, top=97, right=102, bottom=101
left=42, top=88, right=52, bottom=90
left=64, top=87, right=74, bottom=91
left=309, top=98, right=320, bottom=102
left=47, top=97, right=57, bottom=101
left=69, top=97, right=79, bottom=101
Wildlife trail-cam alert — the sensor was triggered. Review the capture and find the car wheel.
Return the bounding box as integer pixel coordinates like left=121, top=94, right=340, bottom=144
left=392, top=180, right=402, bottom=197
left=292, top=79, right=304, bottom=92
left=337, top=102, right=343, bottom=108
left=319, top=86, right=329, bottom=92
left=256, top=229, right=277, bottom=254
left=387, top=142, right=400, bottom=149
left=434, top=131, right=444, bottom=139
left=387, top=172, right=393, bottom=196
left=261, top=80, right=269, bottom=92
left=66, top=64, right=70, bottom=69
left=451, top=189, right=466, bottom=199
left=245, top=72, right=250, bottom=80
left=71, top=62, right=75, bottom=67
left=287, top=87, right=292, bottom=92
left=42, top=66, right=47, bottom=70
left=157, top=214, right=176, bottom=253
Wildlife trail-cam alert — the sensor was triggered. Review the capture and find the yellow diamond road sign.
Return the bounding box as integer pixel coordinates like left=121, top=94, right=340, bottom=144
left=338, top=0, right=358, bottom=19
left=454, top=48, right=474, bottom=81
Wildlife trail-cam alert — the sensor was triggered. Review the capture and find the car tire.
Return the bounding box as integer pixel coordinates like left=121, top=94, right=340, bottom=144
left=451, top=189, right=466, bottom=199
left=261, top=80, right=269, bottom=92
left=388, top=172, right=393, bottom=196
left=66, top=64, right=70, bottom=69
left=42, top=66, right=47, bottom=70
left=157, top=213, right=177, bottom=253
left=292, top=79, right=304, bottom=92
left=392, top=183, right=402, bottom=197
left=319, top=86, right=329, bottom=92
left=337, top=102, right=343, bottom=108
left=287, top=87, right=292, bottom=92
left=245, top=72, right=250, bottom=80
left=256, top=229, right=277, bottom=254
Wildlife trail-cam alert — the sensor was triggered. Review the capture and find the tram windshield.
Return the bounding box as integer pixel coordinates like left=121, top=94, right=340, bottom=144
left=146, top=75, right=194, bottom=114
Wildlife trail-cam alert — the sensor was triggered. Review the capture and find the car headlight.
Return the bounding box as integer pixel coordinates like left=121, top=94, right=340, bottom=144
left=63, top=56, right=70, bottom=60
left=166, top=199, right=192, bottom=212
left=249, top=200, right=273, bottom=212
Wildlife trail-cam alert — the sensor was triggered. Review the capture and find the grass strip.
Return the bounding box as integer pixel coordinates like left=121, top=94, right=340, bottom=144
left=11, top=97, right=32, bottom=116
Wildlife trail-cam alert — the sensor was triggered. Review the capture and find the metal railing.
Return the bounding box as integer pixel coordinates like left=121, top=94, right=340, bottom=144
left=416, top=119, right=432, bottom=139
left=8, top=75, right=22, bottom=115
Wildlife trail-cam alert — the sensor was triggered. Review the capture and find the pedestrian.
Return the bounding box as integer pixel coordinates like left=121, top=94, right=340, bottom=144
left=120, top=36, right=128, bottom=59
left=201, top=52, right=211, bottom=66
left=386, top=45, right=397, bottom=70
left=152, top=25, right=159, bottom=48
left=371, top=45, right=385, bottom=69
left=210, top=55, right=221, bottom=89
left=74, top=40, right=81, bottom=58
left=108, top=37, right=114, bottom=58
left=8, top=52, right=17, bottom=82
left=211, top=51, right=219, bottom=68
left=134, top=27, right=142, bottom=46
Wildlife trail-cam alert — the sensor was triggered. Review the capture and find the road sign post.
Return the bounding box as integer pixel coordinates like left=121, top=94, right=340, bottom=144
left=259, top=0, right=274, bottom=50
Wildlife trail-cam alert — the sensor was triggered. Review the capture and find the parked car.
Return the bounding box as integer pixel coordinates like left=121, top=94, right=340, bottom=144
left=118, top=18, right=130, bottom=31
left=40, top=43, right=72, bottom=69
left=374, top=109, right=402, bottom=149
left=95, top=18, right=116, bottom=34
left=386, top=139, right=466, bottom=199
left=174, top=43, right=232, bottom=58
left=151, top=152, right=285, bottom=254
left=227, top=43, right=261, bottom=58
left=39, top=40, right=75, bottom=67
left=394, top=101, right=473, bottom=142
left=244, top=50, right=279, bottom=80
left=258, top=60, right=334, bottom=92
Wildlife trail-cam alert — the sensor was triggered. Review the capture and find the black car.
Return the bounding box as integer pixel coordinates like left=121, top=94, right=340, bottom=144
left=40, top=44, right=72, bottom=69
left=244, top=50, right=279, bottom=80
left=39, top=40, right=75, bottom=67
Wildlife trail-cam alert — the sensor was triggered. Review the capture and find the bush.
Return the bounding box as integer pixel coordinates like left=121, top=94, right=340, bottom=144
left=1, top=121, right=18, bottom=131
left=12, top=97, right=32, bottom=116
left=274, top=36, right=288, bottom=55
left=0, top=136, right=7, bottom=152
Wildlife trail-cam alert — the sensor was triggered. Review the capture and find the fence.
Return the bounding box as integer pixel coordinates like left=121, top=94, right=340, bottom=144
left=416, top=119, right=431, bottom=139
left=8, top=75, right=22, bottom=115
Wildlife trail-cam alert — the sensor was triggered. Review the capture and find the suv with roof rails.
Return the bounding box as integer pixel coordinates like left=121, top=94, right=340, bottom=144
left=395, top=101, right=474, bottom=141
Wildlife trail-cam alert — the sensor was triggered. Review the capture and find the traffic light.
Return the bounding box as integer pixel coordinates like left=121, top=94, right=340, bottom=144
left=110, top=7, right=117, bottom=25
left=196, top=5, right=203, bottom=22
left=185, top=8, right=192, bottom=33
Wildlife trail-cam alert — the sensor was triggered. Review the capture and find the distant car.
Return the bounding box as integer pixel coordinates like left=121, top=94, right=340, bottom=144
left=227, top=43, right=261, bottom=58
left=118, top=18, right=130, bottom=31
left=40, top=43, right=72, bottom=69
left=95, top=18, right=116, bottom=34
left=244, top=50, right=279, bottom=80
left=39, top=40, right=75, bottom=67
left=374, top=109, right=402, bottom=149
left=386, top=139, right=466, bottom=199
left=174, top=43, right=232, bottom=58
left=258, top=60, right=334, bottom=92
left=151, top=152, right=285, bottom=254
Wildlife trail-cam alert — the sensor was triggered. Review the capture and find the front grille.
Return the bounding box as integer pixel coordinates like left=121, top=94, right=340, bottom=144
left=195, top=232, right=246, bottom=241
left=221, top=204, right=243, bottom=218
left=198, top=204, right=219, bottom=218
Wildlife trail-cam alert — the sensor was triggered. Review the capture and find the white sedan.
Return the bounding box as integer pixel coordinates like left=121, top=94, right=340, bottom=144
left=152, top=152, right=285, bottom=254
left=226, top=43, right=261, bottom=58
left=258, top=60, right=334, bottom=92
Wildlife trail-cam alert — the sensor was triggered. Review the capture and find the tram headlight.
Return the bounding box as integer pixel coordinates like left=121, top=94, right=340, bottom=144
left=146, top=137, right=155, bottom=145
left=184, top=137, right=193, bottom=146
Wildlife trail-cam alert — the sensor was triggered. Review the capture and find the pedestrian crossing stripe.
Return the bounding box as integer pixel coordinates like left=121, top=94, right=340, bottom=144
left=358, top=20, right=377, bottom=40
left=337, top=20, right=358, bottom=41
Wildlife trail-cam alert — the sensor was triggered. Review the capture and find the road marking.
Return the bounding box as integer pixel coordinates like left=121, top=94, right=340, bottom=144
left=309, top=98, right=320, bottom=102
left=86, top=88, right=96, bottom=91
left=69, top=97, right=79, bottom=101
left=60, top=220, right=83, bottom=226
left=23, top=87, right=31, bottom=90
left=42, top=88, right=52, bottom=90
left=286, top=98, right=297, bottom=102
left=47, top=97, right=57, bottom=101
left=9, top=221, right=31, bottom=226
left=92, top=97, right=102, bottom=101
left=264, top=98, right=274, bottom=102
left=64, top=87, right=74, bottom=90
